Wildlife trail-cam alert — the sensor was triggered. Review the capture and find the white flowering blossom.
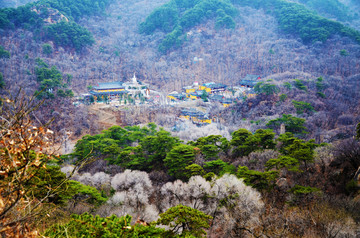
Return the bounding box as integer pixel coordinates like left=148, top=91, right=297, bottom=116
left=105, top=170, right=158, bottom=222
left=159, top=174, right=264, bottom=235
left=111, top=169, right=152, bottom=191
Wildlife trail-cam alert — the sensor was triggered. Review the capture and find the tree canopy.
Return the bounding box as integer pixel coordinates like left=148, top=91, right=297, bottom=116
left=45, top=213, right=166, bottom=237
left=267, top=114, right=308, bottom=135
left=140, top=0, right=238, bottom=53
left=34, top=58, right=74, bottom=99
left=234, top=0, right=360, bottom=44
left=155, top=204, right=212, bottom=237
left=0, top=0, right=110, bottom=51
left=140, top=0, right=360, bottom=53
left=44, top=21, right=94, bottom=52
left=0, top=46, right=10, bottom=58
left=164, top=144, right=196, bottom=180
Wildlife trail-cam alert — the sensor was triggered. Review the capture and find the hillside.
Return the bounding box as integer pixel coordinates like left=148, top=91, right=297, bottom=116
left=1, top=0, right=360, bottom=93
left=1, top=0, right=359, bottom=138
left=0, top=0, right=36, bottom=8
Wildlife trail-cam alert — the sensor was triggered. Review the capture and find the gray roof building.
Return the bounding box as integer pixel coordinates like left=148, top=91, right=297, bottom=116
left=93, top=82, right=125, bottom=90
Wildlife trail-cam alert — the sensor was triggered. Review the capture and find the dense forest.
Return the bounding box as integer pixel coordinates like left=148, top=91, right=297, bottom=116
left=0, top=0, right=360, bottom=237
left=1, top=0, right=360, bottom=93
left=139, top=0, right=360, bottom=52
left=1, top=97, right=359, bottom=236
left=0, top=0, right=112, bottom=51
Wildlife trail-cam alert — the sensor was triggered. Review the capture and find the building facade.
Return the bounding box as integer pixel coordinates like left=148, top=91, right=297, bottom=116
left=89, top=73, right=149, bottom=98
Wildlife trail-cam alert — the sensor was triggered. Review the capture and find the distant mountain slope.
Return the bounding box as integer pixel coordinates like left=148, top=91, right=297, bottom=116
left=291, top=0, right=353, bottom=22
left=236, top=0, right=360, bottom=43
left=139, top=0, right=238, bottom=53
left=0, top=0, right=36, bottom=9
left=140, top=0, right=360, bottom=53
left=68, top=0, right=360, bottom=88
left=285, top=0, right=360, bottom=31
left=0, top=0, right=112, bottom=52
left=1, top=0, right=359, bottom=97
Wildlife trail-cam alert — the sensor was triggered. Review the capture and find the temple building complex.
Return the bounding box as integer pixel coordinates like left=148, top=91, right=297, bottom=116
left=89, top=73, right=149, bottom=98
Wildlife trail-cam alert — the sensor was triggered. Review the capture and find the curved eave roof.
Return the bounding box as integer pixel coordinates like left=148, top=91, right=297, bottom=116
left=90, top=90, right=129, bottom=96
left=93, top=82, right=124, bottom=90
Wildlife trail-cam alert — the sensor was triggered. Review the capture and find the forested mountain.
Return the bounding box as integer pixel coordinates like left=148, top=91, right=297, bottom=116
left=0, top=0, right=36, bottom=8
left=1, top=0, right=360, bottom=91
left=0, top=0, right=113, bottom=51
left=139, top=0, right=360, bottom=53
left=0, top=0, right=360, bottom=237
left=2, top=0, right=359, bottom=136
left=291, top=0, right=360, bottom=29
left=290, top=0, right=351, bottom=20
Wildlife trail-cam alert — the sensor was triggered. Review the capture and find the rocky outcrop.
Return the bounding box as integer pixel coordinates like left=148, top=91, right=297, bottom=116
left=31, top=6, right=69, bottom=24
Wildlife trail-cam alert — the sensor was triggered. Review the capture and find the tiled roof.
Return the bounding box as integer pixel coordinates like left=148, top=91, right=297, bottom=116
left=209, top=94, right=224, bottom=101
left=221, top=99, right=233, bottom=104
left=90, top=90, right=128, bottom=96
left=207, top=83, right=227, bottom=89
left=93, top=82, right=124, bottom=90
left=203, top=82, right=216, bottom=87
left=181, top=108, right=208, bottom=117
left=190, top=90, right=206, bottom=96
left=169, top=93, right=186, bottom=99
left=239, top=80, right=257, bottom=87
left=244, top=74, right=261, bottom=80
